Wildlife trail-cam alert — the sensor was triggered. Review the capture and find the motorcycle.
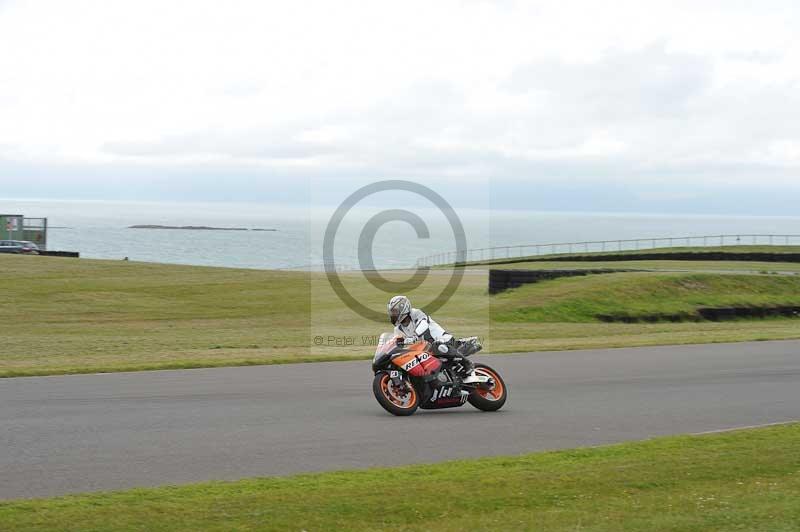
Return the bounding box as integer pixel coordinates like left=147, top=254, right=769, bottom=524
left=371, top=321, right=507, bottom=416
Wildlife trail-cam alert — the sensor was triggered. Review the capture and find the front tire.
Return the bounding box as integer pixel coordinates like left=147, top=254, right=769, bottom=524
left=467, top=363, right=507, bottom=412
left=373, top=373, right=419, bottom=416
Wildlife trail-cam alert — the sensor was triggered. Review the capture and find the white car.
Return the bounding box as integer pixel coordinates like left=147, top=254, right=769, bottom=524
left=0, top=240, right=40, bottom=254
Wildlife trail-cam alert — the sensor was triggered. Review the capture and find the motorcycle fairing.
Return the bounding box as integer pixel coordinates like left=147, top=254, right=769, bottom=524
left=391, top=341, right=442, bottom=377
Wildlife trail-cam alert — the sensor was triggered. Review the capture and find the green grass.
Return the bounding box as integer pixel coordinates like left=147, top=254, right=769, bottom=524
left=456, top=244, right=800, bottom=267
left=466, top=259, right=800, bottom=273
left=2, top=423, right=799, bottom=531
left=0, top=255, right=313, bottom=375
left=493, top=272, right=800, bottom=323
left=3, top=254, right=800, bottom=377
left=0, top=254, right=493, bottom=376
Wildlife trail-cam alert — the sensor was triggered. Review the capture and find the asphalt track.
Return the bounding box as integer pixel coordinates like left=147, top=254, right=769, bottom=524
left=2, top=340, right=800, bottom=500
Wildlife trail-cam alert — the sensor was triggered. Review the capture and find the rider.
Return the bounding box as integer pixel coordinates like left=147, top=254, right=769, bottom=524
left=387, top=295, right=479, bottom=384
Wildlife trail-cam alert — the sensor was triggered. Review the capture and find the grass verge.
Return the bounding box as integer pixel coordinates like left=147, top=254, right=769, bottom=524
left=455, top=244, right=800, bottom=268
left=3, top=254, right=800, bottom=377
left=493, top=272, right=800, bottom=322
left=466, top=258, right=800, bottom=273
left=1, top=423, right=799, bottom=531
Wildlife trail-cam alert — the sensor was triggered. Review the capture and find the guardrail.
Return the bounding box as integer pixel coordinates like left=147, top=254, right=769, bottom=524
left=416, top=234, right=800, bottom=267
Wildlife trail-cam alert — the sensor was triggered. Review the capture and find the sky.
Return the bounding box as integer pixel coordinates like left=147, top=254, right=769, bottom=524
left=1, top=0, right=799, bottom=214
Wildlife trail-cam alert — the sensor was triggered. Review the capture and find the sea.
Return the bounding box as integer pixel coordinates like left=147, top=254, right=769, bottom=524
left=3, top=198, right=800, bottom=270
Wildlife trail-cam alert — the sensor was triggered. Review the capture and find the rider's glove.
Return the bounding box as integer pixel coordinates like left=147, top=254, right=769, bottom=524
left=397, top=336, right=418, bottom=346
left=433, top=335, right=457, bottom=355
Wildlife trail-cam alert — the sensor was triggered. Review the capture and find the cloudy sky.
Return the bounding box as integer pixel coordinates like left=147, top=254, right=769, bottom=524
left=1, top=0, right=799, bottom=213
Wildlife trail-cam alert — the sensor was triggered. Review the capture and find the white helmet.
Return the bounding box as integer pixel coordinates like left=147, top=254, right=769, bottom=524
left=387, top=295, right=411, bottom=325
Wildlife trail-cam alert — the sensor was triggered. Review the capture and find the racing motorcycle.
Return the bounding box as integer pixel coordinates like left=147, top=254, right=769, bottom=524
left=371, top=321, right=507, bottom=416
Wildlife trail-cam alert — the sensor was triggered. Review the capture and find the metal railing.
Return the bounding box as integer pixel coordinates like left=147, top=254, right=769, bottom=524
left=23, top=217, right=48, bottom=251
left=416, top=234, right=800, bottom=267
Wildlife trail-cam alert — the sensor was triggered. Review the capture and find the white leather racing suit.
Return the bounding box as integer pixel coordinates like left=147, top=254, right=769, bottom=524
left=394, top=308, right=453, bottom=344
left=393, top=307, right=479, bottom=382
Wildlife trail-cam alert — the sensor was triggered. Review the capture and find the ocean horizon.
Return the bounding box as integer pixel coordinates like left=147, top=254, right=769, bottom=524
left=4, top=197, right=800, bottom=270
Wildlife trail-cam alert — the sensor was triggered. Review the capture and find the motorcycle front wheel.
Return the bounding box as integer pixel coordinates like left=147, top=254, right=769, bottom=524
left=467, top=363, right=507, bottom=412
left=373, top=372, right=419, bottom=416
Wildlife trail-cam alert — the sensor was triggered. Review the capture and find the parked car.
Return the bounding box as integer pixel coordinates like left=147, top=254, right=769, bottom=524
left=0, top=240, right=40, bottom=254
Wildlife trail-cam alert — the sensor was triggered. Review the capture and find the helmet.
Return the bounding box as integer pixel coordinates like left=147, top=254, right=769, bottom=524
left=387, top=295, right=411, bottom=325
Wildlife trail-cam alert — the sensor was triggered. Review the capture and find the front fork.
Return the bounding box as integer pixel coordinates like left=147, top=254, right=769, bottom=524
left=384, top=369, right=411, bottom=393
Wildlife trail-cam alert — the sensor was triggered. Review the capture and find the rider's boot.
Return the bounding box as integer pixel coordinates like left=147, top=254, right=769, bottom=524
left=461, top=368, right=480, bottom=384
left=454, top=356, right=480, bottom=384
left=434, top=341, right=480, bottom=384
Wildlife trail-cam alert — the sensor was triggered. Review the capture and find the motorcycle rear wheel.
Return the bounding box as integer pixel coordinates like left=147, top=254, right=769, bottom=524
left=373, top=372, right=419, bottom=416
left=467, top=363, right=507, bottom=412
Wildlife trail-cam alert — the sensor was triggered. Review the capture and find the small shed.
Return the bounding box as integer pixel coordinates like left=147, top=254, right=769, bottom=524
left=0, top=214, right=24, bottom=240
left=0, top=214, right=48, bottom=249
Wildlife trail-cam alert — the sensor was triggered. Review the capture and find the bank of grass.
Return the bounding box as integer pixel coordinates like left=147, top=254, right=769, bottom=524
left=2, top=423, right=799, bottom=531
left=456, top=244, right=800, bottom=268
left=466, top=258, right=800, bottom=273
left=0, top=254, right=492, bottom=376
left=3, top=254, right=800, bottom=377
left=493, top=272, right=800, bottom=323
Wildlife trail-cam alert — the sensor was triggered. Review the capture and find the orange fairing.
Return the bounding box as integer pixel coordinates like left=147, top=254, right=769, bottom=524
left=392, top=341, right=442, bottom=377
left=391, top=352, right=417, bottom=368
left=406, top=340, right=429, bottom=355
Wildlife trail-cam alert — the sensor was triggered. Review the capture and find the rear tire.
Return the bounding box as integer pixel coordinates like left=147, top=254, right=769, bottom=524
left=373, top=373, right=419, bottom=416
left=467, top=363, right=507, bottom=412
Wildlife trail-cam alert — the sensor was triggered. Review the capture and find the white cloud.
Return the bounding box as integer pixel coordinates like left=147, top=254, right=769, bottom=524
left=1, top=0, right=800, bottom=190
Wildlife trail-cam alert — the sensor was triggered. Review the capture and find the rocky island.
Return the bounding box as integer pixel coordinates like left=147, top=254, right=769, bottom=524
left=129, top=225, right=276, bottom=231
